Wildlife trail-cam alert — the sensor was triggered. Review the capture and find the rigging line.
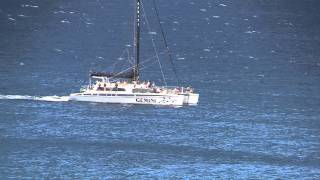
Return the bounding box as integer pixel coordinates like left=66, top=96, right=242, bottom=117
left=111, top=51, right=166, bottom=78
left=111, top=48, right=130, bottom=71
left=152, top=0, right=180, bottom=85
left=139, top=59, right=161, bottom=71
left=141, top=0, right=167, bottom=86
left=126, top=48, right=134, bottom=65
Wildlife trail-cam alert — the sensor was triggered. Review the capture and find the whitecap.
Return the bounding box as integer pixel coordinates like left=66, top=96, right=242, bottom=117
left=148, top=31, right=157, bottom=35
left=200, top=9, right=207, bottom=12
left=245, top=30, right=257, bottom=34
left=203, top=49, right=211, bottom=52
left=8, top=17, right=16, bottom=21
left=54, top=48, right=63, bottom=52
left=61, top=20, right=70, bottom=23
left=219, top=4, right=227, bottom=7
left=54, top=10, right=66, bottom=14
left=212, top=16, right=220, bottom=18
left=22, top=4, right=39, bottom=8
left=18, top=14, right=28, bottom=18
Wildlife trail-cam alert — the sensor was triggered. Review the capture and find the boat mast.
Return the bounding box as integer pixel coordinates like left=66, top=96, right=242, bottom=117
left=133, top=0, right=141, bottom=81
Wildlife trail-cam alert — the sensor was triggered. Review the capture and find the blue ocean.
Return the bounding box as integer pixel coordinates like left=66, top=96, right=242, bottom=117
left=1, top=0, right=320, bottom=178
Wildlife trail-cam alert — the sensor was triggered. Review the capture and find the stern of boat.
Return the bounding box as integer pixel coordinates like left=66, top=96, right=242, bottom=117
left=182, top=93, right=199, bottom=105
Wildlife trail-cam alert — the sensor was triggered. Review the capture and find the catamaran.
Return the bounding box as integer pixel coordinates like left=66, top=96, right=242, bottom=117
left=69, top=0, right=199, bottom=106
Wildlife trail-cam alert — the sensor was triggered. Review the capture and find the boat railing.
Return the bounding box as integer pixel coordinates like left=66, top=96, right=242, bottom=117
left=156, top=86, right=192, bottom=94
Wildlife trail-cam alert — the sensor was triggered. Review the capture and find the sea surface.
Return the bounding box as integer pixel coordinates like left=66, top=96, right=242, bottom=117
left=1, top=0, right=320, bottom=179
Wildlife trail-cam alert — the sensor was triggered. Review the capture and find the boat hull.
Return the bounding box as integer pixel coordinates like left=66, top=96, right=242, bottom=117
left=69, top=93, right=184, bottom=106
left=181, top=93, right=199, bottom=105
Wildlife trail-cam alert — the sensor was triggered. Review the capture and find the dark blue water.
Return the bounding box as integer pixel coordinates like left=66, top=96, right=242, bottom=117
left=1, top=0, right=320, bottom=178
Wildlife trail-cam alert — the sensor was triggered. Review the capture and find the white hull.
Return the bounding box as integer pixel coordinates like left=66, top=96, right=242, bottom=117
left=181, top=93, right=199, bottom=105
left=69, top=93, right=184, bottom=106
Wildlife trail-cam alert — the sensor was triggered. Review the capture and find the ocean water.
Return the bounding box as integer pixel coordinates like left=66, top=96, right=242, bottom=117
left=1, top=0, right=320, bottom=179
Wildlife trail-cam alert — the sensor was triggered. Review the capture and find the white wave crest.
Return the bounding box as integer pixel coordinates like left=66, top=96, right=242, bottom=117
left=0, top=95, right=69, bottom=102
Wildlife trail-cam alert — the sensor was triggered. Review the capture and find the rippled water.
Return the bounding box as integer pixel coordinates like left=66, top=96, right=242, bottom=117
left=1, top=0, right=320, bottom=179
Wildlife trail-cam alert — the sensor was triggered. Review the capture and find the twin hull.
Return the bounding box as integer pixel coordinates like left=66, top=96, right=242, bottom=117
left=69, top=93, right=185, bottom=106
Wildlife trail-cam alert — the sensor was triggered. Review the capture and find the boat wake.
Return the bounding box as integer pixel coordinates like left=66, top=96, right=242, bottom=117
left=0, top=95, right=69, bottom=102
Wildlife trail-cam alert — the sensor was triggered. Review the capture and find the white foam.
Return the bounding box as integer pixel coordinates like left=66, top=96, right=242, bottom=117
left=0, top=95, right=69, bottom=102
left=36, top=96, right=69, bottom=102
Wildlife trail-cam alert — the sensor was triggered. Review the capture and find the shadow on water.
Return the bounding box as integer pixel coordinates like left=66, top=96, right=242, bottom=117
left=1, top=137, right=319, bottom=168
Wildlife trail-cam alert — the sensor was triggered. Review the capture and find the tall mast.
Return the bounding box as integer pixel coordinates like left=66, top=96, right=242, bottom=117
left=133, top=0, right=141, bottom=81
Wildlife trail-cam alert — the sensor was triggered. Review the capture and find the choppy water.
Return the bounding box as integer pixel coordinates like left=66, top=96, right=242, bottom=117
left=1, top=0, right=320, bottom=179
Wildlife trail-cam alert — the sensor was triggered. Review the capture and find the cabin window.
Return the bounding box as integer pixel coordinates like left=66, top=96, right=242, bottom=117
left=112, top=88, right=126, bottom=91
left=133, top=88, right=153, bottom=93
left=97, top=87, right=104, bottom=91
left=97, top=87, right=112, bottom=91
